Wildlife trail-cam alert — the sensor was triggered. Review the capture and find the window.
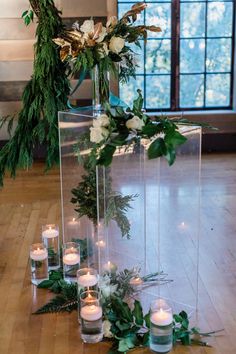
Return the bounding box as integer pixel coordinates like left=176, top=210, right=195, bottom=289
left=118, top=0, right=235, bottom=111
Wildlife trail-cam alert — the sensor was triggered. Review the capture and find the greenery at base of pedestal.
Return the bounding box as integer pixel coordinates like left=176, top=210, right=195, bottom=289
left=34, top=269, right=222, bottom=353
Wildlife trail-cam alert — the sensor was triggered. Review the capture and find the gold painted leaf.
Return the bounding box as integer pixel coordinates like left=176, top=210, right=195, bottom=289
left=93, top=22, right=103, bottom=40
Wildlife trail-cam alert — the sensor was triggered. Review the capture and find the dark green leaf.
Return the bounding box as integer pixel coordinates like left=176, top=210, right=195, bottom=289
left=179, top=311, right=188, bottom=320
left=37, top=280, right=54, bottom=288
left=116, top=320, right=131, bottom=331
left=142, top=331, right=150, bottom=346
left=148, top=137, right=166, bottom=160
left=24, top=16, right=31, bottom=26
left=173, top=314, right=183, bottom=323
left=165, top=130, right=187, bottom=148
left=118, top=335, right=136, bottom=352
left=133, top=300, right=143, bottom=326
left=97, top=144, right=116, bottom=166
left=142, top=122, right=161, bottom=138
left=21, top=10, right=28, bottom=17
left=164, top=146, right=176, bottom=166
left=144, top=312, right=151, bottom=329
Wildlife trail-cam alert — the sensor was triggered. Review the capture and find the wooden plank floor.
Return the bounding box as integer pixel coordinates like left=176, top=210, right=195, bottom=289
left=0, top=153, right=236, bottom=354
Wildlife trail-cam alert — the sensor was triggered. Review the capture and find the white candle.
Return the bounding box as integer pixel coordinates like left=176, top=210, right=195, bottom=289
left=42, top=226, right=59, bottom=239
left=151, top=308, right=173, bottom=326
left=80, top=305, right=102, bottom=321
left=96, top=240, right=106, bottom=248
left=129, top=277, right=143, bottom=286
left=30, top=248, right=48, bottom=261
left=103, top=261, right=117, bottom=273
left=63, top=253, right=80, bottom=265
left=78, top=272, right=98, bottom=287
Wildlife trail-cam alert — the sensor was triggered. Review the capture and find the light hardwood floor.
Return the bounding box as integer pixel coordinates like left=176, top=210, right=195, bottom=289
left=0, top=153, right=236, bottom=354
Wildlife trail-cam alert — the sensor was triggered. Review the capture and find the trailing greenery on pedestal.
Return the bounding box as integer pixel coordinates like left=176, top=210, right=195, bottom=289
left=0, top=0, right=70, bottom=185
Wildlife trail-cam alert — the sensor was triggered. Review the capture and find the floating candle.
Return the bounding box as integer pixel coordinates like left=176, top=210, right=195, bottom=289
left=129, top=276, right=143, bottom=286
left=80, top=304, right=102, bottom=321
left=42, top=225, right=59, bottom=238
left=151, top=308, right=173, bottom=326
left=78, top=271, right=98, bottom=287
left=103, top=261, right=117, bottom=273
left=30, top=248, right=48, bottom=261
left=63, top=253, right=80, bottom=266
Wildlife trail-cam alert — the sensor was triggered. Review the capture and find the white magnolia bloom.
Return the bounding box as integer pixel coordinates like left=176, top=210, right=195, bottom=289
left=80, top=19, right=94, bottom=34
left=96, top=26, right=107, bottom=43
left=93, top=114, right=110, bottom=128
left=109, top=36, right=125, bottom=54
left=106, top=16, right=118, bottom=28
left=98, top=42, right=109, bottom=58
left=126, top=116, right=145, bottom=131
left=90, top=126, right=109, bottom=143
left=103, top=320, right=114, bottom=338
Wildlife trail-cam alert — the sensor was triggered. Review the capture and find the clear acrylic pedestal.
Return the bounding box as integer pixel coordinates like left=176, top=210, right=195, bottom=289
left=58, top=108, right=97, bottom=268
left=59, top=108, right=222, bottom=334
left=96, top=127, right=202, bottom=316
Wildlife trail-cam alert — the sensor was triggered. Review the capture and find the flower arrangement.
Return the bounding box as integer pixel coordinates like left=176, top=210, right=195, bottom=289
left=88, top=90, right=193, bottom=168
left=53, top=2, right=161, bottom=83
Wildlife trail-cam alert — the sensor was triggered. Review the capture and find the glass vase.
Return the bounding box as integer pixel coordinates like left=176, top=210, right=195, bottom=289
left=92, top=64, right=110, bottom=114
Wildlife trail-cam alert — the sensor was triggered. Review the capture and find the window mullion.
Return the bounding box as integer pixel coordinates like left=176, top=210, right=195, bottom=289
left=171, top=0, right=180, bottom=111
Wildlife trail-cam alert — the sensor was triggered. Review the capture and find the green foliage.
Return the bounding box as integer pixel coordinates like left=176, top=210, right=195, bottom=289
left=35, top=282, right=77, bottom=314
left=35, top=267, right=222, bottom=352
left=22, top=8, right=34, bottom=26
left=0, top=0, right=70, bottom=186
left=37, top=270, right=65, bottom=294
left=71, top=135, right=136, bottom=239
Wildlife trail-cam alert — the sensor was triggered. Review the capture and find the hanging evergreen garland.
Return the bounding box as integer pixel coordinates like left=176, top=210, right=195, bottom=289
left=0, top=0, right=70, bottom=185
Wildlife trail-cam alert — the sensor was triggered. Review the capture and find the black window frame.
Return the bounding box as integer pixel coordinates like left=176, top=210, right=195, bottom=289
left=117, top=0, right=236, bottom=112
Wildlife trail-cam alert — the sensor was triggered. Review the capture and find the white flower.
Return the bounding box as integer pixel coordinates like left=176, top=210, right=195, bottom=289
left=126, top=116, right=145, bottom=131
left=72, top=21, right=80, bottom=31
left=96, top=26, right=107, bottom=43
left=99, top=275, right=118, bottom=298
left=80, top=19, right=94, bottom=34
left=98, top=43, right=109, bottom=58
left=109, top=36, right=125, bottom=54
left=93, top=114, right=110, bottom=128
left=90, top=126, right=109, bottom=143
left=103, top=320, right=113, bottom=338
left=106, top=16, right=118, bottom=28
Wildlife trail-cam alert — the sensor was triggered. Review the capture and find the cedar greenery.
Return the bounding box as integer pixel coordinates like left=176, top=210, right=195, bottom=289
left=0, top=0, right=70, bottom=186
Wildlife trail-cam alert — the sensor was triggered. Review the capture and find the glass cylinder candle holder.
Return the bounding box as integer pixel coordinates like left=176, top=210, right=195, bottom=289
left=77, top=268, right=98, bottom=291
left=150, top=299, right=173, bottom=353
left=80, top=290, right=103, bottom=343
left=103, top=260, right=117, bottom=274
left=42, top=224, right=60, bottom=270
left=63, top=242, right=80, bottom=282
left=30, top=243, right=49, bottom=285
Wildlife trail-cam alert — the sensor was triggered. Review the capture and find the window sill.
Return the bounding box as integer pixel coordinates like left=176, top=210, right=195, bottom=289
left=149, top=110, right=236, bottom=134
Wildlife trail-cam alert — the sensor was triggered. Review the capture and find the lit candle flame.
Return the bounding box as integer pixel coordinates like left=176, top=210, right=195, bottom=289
left=72, top=217, right=76, bottom=222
